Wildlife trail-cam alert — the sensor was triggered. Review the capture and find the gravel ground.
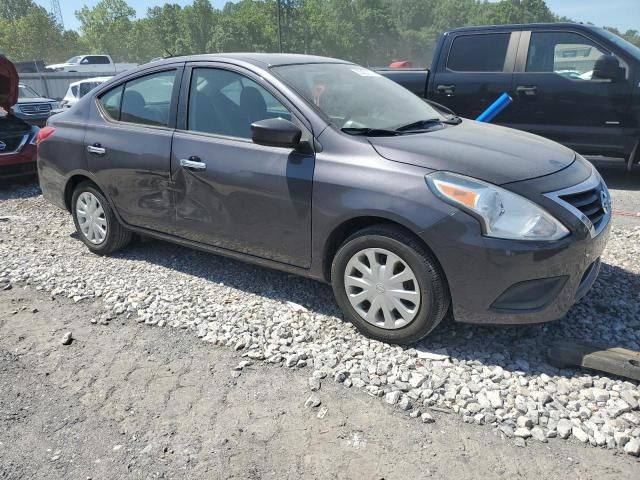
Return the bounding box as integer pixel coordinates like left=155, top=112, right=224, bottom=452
left=1, top=161, right=639, bottom=462
left=3, top=285, right=638, bottom=479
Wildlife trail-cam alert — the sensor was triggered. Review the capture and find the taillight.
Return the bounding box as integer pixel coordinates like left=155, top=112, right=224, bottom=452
left=37, top=126, right=56, bottom=145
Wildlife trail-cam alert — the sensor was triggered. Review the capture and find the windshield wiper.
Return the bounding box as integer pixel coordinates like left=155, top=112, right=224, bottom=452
left=341, top=127, right=401, bottom=137
left=394, top=116, right=461, bottom=132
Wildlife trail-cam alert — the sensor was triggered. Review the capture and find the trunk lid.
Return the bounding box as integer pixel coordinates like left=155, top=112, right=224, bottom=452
left=368, top=120, right=576, bottom=185
left=0, top=55, right=19, bottom=112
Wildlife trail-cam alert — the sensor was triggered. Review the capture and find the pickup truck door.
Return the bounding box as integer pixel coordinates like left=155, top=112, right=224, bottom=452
left=430, top=30, right=520, bottom=124
left=170, top=63, right=315, bottom=268
left=509, top=29, right=634, bottom=157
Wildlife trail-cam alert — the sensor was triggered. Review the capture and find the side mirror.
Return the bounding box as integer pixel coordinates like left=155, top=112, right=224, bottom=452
left=251, top=117, right=301, bottom=148
left=592, top=54, right=624, bottom=81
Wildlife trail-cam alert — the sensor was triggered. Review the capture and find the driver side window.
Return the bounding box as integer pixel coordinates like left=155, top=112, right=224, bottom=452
left=526, top=32, right=609, bottom=80
left=187, top=68, right=292, bottom=139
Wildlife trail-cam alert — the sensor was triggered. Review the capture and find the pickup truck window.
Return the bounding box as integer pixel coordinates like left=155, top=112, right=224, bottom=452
left=447, top=33, right=510, bottom=72
left=85, top=56, right=111, bottom=65
left=526, top=32, right=607, bottom=79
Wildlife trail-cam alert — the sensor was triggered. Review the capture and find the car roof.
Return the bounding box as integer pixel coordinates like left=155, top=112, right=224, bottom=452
left=148, top=53, right=352, bottom=68
left=69, top=76, right=112, bottom=87
left=444, top=22, right=598, bottom=34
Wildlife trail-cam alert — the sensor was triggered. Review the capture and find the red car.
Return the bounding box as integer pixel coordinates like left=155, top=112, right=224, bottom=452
left=0, top=55, right=38, bottom=178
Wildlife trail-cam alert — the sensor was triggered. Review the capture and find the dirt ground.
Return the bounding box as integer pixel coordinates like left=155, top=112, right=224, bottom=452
left=1, top=285, right=637, bottom=480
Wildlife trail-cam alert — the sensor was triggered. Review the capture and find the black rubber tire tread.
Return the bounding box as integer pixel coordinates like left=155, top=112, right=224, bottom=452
left=71, top=181, right=132, bottom=255
left=331, top=224, right=450, bottom=345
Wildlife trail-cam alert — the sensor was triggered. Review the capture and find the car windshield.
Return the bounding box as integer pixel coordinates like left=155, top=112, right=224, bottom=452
left=596, top=28, right=640, bottom=61
left=18, top=84, right=41, bottom=99
left=272, top=63, right=444, bottom=132
left=66, top=56, right=82, bottom=64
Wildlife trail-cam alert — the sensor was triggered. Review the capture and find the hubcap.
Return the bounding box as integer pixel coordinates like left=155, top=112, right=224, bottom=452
left=76, top=192, right=107, bottom=245
left=344, top=247, right=421, bottom=330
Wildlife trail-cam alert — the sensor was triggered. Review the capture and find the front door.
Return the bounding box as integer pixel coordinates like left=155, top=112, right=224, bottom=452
left=171, top=65, right=314, bottom=268
left=509, top=30, right=634, bottom=156
left=85, top=68, right=180, bottom=233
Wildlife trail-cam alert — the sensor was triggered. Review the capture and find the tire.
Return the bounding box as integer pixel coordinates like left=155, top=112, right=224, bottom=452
left=331, top=224, right=450, bottom=345
left=71, top=181, right=132, bottom=255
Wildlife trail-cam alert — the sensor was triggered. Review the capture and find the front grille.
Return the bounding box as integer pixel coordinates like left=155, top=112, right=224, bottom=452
left=544, top=165, right=611, bottom=238
left=0, top=134, right=29, bottom=154
left=19, top=103, right=51, bottom=115
left=560, top=185, right=606, bottom=229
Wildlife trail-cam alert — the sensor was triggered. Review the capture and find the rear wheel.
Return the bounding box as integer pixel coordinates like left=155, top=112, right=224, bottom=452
left=331, top=225, right=450, bottom=345
left=71, top=181, right=131, bottom=254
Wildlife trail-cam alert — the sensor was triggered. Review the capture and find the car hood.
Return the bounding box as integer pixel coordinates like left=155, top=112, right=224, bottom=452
left=46, top=63, right=72, bottom=69
left=18, top=97, right=56, bottom=104
left=0, top=55, right=18, bottom=111
left=368, top=120, right=575, bottom=185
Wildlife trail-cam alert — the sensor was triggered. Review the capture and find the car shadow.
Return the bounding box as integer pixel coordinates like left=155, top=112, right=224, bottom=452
left=0, top=176, right=41, bottom=201
left=113, top=236, right=639, bottom=381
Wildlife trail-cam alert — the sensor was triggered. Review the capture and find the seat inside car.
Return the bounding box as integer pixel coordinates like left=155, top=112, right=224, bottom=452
left=121, top=90, right=164, bottom=125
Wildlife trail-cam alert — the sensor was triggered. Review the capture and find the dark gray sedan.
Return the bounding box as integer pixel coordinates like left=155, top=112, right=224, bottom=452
left=37, top=54, right=611, bottom=344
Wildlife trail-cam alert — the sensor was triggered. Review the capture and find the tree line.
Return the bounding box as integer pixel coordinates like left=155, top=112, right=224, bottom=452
left=1, top=0, right=639, bottom=67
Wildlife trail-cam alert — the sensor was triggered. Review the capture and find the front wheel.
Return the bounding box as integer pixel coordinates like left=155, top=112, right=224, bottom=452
left=331, top=225, right=450, bottom=345
left=71, top=181, right=132, bottom=255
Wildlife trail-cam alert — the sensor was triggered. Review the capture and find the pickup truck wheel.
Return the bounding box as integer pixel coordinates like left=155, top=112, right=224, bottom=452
left=71, top=181, right=131, bottom=255
left=331, top=225, right=450, bottom=345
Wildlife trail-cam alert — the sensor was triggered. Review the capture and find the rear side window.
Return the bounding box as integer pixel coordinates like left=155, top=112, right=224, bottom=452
left=447, top=33, right=510, bottom=72
left=98, top=84, right=123, bottom=120
left=99, top=70, right=176, bottom=126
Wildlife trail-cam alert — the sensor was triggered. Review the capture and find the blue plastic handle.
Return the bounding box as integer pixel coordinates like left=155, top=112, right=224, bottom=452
left=476, top=92, right=513, bottom=123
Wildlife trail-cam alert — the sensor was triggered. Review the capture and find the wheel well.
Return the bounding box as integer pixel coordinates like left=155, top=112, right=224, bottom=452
left=322, top=217, right=431, bottom=282
left=64, top=175, right=94, bottom=211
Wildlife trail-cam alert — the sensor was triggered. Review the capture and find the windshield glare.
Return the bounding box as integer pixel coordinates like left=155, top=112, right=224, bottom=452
left=18, top=85, right=41, bottom=99
left=66, top=56, right=82, bottom=64
left=272, top=63, right=442, bottom=132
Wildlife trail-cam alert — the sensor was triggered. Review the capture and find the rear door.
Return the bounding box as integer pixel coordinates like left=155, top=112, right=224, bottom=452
left=509, top=29, right=634, bottom=156
left=431, top=29, right=520, bottom=123
left=85, top=66, right=182, bottom=233
left=170, top=63, right=315, bottom=268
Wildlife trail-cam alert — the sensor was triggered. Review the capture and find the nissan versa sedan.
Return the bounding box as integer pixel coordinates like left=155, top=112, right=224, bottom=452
left=37, top=54, right=611, bottom=344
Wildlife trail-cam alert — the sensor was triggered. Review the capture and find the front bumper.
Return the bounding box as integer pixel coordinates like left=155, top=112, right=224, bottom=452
left=423, top=160, right=611, bottom=325
left=0, top=144, right=37, bottom=178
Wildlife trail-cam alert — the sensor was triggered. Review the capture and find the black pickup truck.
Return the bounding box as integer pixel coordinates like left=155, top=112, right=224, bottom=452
left=379, top=23, right=640, bottom=169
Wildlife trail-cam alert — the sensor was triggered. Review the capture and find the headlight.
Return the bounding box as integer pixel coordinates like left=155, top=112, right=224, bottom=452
left=426, top=171, right=569, bottom=241
left=29, top=126, right=40, bottom=145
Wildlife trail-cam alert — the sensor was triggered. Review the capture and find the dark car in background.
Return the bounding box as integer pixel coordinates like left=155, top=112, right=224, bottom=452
left=379, top=23, right=640, bottom=170
left=0, top=56, right=38, bottom=178
left=37, top=54, right=610, bottom=344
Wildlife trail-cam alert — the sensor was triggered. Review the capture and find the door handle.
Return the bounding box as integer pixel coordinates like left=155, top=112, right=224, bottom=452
left=87, top=143, right=106, bottom=155
left=180, top=157, right=206, bottom=171
left=436, top=84, right=456, bottom=96
left=516, top=85, right=538, bottom=96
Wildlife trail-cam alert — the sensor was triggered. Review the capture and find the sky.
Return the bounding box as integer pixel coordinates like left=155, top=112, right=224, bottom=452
left=37, top=0, right=640, bottom=33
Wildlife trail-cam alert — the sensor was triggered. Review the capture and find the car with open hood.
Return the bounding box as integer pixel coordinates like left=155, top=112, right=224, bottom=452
left=0, top=55, right=39, bottom=178
left=37, top=54, right=611, bottom=344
